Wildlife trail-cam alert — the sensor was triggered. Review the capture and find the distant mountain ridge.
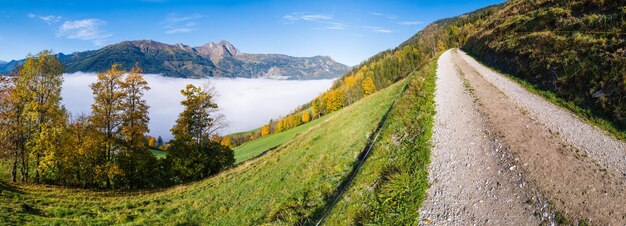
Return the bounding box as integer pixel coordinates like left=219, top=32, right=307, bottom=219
left=1, top=40, right=349, bottom=80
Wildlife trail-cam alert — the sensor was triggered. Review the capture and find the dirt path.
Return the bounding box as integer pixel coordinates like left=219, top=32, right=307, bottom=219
left=419, top=50, right=540, bottom=225
left=420, top=49, right=626, bottom=225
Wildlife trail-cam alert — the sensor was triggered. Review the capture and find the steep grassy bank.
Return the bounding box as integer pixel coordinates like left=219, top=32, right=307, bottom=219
left=0, top=78, right=403, bottom=225
left=324, top=59, right=437, bottom=224
left=464, top=0, right=626, bottom=137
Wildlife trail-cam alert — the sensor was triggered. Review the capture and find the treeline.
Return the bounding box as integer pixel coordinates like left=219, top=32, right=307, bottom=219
left=0, top=51, right=234, bottom=189
left=224, top=5, right=499, bottom=146
left=464, top=0, right=626, bottom=132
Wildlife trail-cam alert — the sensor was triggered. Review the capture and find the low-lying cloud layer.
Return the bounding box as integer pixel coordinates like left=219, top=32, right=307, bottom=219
left=62, top=72, right=334, bottom=140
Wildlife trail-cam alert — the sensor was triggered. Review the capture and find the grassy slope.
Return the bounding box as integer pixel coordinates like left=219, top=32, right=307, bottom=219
left=325, top=60, right=437, bottom=224
left=0, top=79, right=403, bottom=225
left=233, top=113, right=332, bottom=164
left=149, top=149, right=167, bottom=159
left=464, top=0, right=626, bottom=139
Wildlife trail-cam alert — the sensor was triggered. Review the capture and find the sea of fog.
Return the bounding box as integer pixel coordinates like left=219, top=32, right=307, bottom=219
left=62, top=72, right=334, bottom=140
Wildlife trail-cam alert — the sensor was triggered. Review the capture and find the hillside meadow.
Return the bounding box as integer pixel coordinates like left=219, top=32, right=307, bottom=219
left=0, top=77, right=403, bottom=225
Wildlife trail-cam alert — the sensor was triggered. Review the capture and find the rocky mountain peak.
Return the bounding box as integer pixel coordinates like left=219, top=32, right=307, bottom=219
left=196, top=40, right=240, bottom=64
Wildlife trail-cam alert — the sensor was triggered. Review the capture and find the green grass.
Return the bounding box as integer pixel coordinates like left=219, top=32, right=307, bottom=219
left=324, top=59, right=437, bottom=224
left=0, top=78, right=404, bottom=225
left=233, top=113, right=332, bottom=164
left=149, top=149, right=167, bottom=159
left=225, top=127, right=260, bottom=138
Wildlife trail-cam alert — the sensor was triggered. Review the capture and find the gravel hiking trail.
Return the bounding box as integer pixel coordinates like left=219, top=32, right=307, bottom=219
left=419, top=49, right=626, bottom=225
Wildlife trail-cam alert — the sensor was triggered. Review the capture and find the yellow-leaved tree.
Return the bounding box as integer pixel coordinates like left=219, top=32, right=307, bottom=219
left=302, top=111, right=311, bottom=123
left=90, top=64, right=126, bottom=188
left=19, top=50, right=65, bottom=183
left=362, top=76, right=377, bottom=96
left=220, top=136, right=232, bottom=147
left=261, top=124, right=271, bottom=137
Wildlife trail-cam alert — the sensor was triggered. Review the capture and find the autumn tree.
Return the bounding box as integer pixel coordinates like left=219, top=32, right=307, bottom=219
left=276, top=118, right=284, bottom=133
left=116, top=64, right=160, bottom=188
left=171, top=84, right=223, bottom=145
left=90, top=64, right=126, bottom=188
left=147, top=136, right=157, bottom=147
left=168, top=83, right=233, bottom=182
left=325, top=89, right=345, bottom=112
left=57, top=114, right=99, bottom=187
left=120, top=64, right=150, bottom=149
left=220, top=136, right=232, bottom=147
left=18, top=50, right=66, bottom=183
left=362, top=76, right=377, bottom=96
left=302, top=111, right=311, bottom=123
left=0, top=75, right=26, bottom=183
left=284, top=114, right=293, bottom=130
left=261, top=124, right=271, bottom=137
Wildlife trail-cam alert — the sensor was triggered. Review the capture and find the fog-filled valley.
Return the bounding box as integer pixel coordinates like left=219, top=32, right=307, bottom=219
left=62, top=72, right=335, bottom=140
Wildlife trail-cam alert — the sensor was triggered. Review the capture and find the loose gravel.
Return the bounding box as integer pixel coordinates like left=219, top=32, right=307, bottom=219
left=420, top=49, right=626, bottom=225
left=419, top=50, right=539, bottom=225
left=458, top=51, right=626, bottom=177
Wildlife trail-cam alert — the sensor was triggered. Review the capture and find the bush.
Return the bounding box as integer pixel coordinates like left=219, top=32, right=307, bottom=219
left=167, top=141, right=235, bottom=183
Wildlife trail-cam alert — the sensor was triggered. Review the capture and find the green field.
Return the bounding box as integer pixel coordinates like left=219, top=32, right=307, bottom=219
left=148, top=113, right=332, bottom=163
left=233, top=113, right=332, bottom=164
left=0, top=78, right=404, bottom=225
left=149, top=149, right=168, bottom=159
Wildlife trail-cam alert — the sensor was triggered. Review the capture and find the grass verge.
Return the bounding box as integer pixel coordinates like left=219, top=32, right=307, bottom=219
left=324, top=59, right=437, bottom=224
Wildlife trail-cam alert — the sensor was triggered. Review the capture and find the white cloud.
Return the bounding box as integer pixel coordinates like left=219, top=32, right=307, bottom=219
left=283, top=12, right=333, bottom=22
left=284, top=12, right=348, bottom=31
left=165, top=28, right=194, bottom=34
left=57, top=19, right=111, bottom=45
left=397, top=21, right=424, bottom=25
left=367, top=12, right=398, bottom=20
left=323, top=22, right=348, bottom=30
left=27, top=13, right=62, bottom=24
left=61, top=73, right=334, bottom=140
left=362, top=26, right=393, bottom=33
left=165, top=13, right=202, bottom=23
left=163, top=13, right=202, bottom=34
left=367, top=12, right=423, bottom=26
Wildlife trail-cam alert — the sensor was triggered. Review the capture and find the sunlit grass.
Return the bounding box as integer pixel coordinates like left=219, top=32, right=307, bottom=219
left=233, top=113, right=332, bottom=164
left=0, top=78, right=404, bottom=225
left=325, top=59, right=437, bottom=224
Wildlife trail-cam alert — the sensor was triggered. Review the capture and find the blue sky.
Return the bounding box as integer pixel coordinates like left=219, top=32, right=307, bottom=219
left=0, top=0, right=504, bottom=65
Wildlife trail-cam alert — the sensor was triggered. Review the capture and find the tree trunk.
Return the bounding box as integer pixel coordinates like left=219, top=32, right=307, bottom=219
left=35, top=154, right=40, bottom=183
left=11, top=147, right=17, bottom=183
left=20, top=144, right=28, bottom=183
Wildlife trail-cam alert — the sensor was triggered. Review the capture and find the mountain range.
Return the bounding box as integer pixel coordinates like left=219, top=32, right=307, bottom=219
left=0, top=40, right=350, bottom=80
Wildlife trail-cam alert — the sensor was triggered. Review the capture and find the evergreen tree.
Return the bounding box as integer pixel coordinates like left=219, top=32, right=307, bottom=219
left=157, top=136, right=164, bottom=148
